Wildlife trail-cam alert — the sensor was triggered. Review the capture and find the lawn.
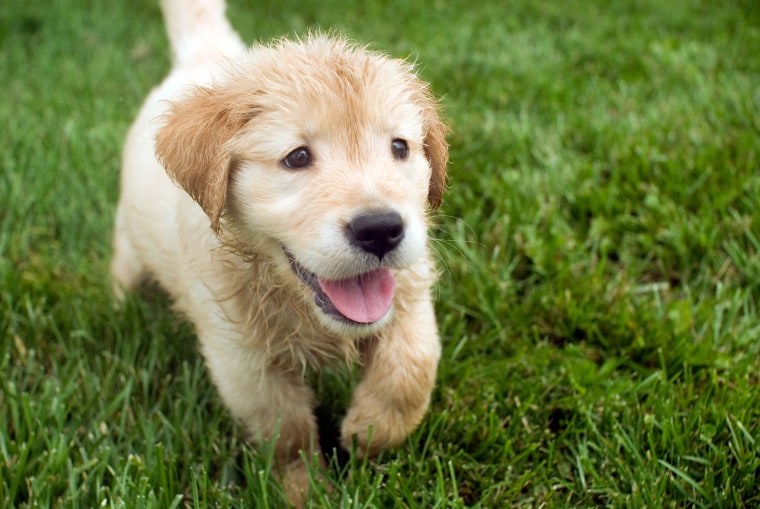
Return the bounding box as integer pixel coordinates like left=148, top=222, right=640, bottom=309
left=2, top=0, right=760, bottom=507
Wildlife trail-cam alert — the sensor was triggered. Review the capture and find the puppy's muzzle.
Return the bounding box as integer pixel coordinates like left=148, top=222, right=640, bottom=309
left=284, top=209, right=406, bottom=326
left=347, top=209, right=405, bottom=261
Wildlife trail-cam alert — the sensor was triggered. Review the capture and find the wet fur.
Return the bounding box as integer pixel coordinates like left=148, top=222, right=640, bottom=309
left=111, top=0, right=448, bottom=503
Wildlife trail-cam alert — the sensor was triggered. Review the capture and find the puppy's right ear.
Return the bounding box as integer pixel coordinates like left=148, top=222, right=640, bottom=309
left=155, top=86, right=251, bottom=232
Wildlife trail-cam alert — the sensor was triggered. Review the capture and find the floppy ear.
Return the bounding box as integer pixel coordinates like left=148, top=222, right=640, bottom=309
left=155, top=86, right=251, bottom=232
left=422, top=103, right=449, bottom=209
left=411, top=83, right=449, bottom=209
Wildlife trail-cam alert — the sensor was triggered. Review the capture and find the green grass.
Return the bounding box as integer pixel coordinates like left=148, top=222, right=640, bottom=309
left=2, top=0, right=760, bottom=506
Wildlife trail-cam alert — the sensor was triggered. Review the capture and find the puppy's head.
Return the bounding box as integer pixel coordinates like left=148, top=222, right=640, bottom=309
left=156, top=35, right=448, bottom=335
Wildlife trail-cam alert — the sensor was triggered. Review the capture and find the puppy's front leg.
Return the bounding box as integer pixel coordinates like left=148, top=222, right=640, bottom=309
left=202, top=336, right=318, bottom=452
left=340, top=296, right=440, bottom=457
left=200, top=333, right=319, bottom=505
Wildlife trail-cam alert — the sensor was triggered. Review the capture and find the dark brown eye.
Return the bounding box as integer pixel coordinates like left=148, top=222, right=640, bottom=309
left=283, top=147, right=312, bottom=169
left=391, top=139, right=409, bottom=160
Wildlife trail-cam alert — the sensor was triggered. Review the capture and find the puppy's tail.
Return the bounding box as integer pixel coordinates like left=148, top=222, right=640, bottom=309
left=160, top=0, right=244, bottom=66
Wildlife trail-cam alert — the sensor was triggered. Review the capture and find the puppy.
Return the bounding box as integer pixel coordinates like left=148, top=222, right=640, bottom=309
left=111, top=0, right=448, bottom=501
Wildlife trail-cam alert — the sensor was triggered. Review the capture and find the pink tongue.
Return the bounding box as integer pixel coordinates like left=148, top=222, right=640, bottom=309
left=318, top=269, right=396, bottom=323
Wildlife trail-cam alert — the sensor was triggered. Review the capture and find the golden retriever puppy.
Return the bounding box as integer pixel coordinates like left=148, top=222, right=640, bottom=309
left=111, top=0, right=447, bottom=501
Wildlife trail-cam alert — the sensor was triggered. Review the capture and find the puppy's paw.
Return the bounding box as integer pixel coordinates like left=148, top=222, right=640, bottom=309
left=340, top=386, right=428, bottom=458
left=279, top=454, right=328, bottom=509
left=280, top=459, right=310, bottom=509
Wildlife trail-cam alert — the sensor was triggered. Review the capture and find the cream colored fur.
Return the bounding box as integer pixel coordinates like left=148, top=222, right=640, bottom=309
left=111, top=0, right=448, bottom=503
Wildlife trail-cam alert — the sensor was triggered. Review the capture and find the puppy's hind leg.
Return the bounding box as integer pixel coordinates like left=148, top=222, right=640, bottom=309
left=110, top=203, right=146, bottom=300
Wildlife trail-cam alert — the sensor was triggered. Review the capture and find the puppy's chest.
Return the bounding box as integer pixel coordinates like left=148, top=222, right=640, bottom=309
left=234, top=281, right=360, bottom=369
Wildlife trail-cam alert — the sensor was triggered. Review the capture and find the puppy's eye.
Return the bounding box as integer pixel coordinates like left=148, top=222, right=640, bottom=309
left=391, top=139, right=409, bottom=160
left=283, top=147, right=312, bottom=169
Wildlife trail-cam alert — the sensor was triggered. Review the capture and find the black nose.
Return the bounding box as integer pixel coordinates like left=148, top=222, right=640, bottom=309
left=348, top=210, right=405, bottom=260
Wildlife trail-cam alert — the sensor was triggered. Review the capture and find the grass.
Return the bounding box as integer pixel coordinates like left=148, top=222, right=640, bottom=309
left=2, top=0, right=760, bottom=506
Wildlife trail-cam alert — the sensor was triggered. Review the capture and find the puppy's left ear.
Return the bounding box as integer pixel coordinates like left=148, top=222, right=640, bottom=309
left=414, top=89, right=449, bottom=209
left=155, top=86, right=252, bottom=232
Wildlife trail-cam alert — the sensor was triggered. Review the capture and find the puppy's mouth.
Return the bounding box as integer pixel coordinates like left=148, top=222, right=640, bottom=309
left=284, top=250, right=396, bottom=325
